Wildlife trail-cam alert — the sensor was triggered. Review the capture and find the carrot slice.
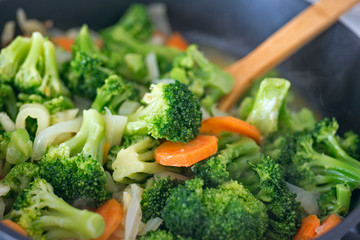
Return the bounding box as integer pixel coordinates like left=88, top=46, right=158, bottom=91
left=315, top=214, right=342, bottom=237
left=95, top=198, right=124, bottom=240
left=200, top=116, right=262, bottom=144
left=1, top=219, right=28, bottom=237
left=103, top=142, right=111, bottom=164
left=154, top=135, right=218, bottom=167
left=50, top=36, right=74, bottom=52
left=294, top=215, right=320, bottom=240
left=166, top=32, right=188, bottom=51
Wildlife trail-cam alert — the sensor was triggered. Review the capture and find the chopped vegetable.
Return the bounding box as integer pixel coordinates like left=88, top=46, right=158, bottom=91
left=154, top=135, right=218, bottom=167
left=166, top=32, right=188, bottom=51
left=1, top=219, right=28, bottom=237
left=315, top=214, right=342, bottom=237
left=294, top=215, right=320, bottom=240
left=200, top=116, right=262, bottom=143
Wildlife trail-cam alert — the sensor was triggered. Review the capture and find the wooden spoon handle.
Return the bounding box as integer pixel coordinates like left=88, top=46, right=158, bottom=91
left=219, top=0, right=359, bottom=111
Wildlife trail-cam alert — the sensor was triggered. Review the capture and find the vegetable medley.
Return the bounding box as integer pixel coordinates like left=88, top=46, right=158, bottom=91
left=0, top=3, right=359, bottom=240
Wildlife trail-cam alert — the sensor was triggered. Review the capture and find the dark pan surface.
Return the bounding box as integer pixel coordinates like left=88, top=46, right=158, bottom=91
left=1, top=0, right=360, bottom=239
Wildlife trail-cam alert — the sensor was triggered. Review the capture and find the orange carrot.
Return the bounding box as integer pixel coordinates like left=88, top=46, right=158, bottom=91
left=315, top=214, right=342, bottom=237
left=200, top=116, right=262, bottom=144
left=166, top=32, right=188, bottom=51
left=95, top=198, right=124, bottom=240
left=50, top=36, right=74, bottom=52
left=50, top=36, right=103, bottom=52
left=1, top=219, right=28, bottom=237
left=154, top=135, right=218, bottom=167
left=294, top=215, right=320, bottom=240
left=103, top=142, right=111, bottom=164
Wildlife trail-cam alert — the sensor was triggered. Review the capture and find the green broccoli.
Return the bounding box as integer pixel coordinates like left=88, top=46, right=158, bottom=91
left=252, top=156, right=302, bottom=239
left=66, top=25, right=113, bottom=99
left=101, top=4, right=153, bottom=42
left=312, top=118, right=360, bottom=167
left=0, top=162, right=39, bottom=213
left=338, top=130, right=360, bottom=159
left=0, top=83, right=17, bottom=120
left=286, top=134, right=360, bottom=193
left=11, top=178, right=105, bottom=240
left=14, top=32, right=69, bottom=98
left=318, top=183, right=351, bottom=218
left=124, top=81, right=202, bottom=143
left=192, top=136, right=260, bottom=188
left=0, top=129, right=33, bottom=174
left=162, top=178, right=269, bottom=240
left=244, top=78, right=315, bottom=137
left=139, top=230, right=193, bottom=240
left=111, top=135, right=178, bottom=183
left=141, top=177, right=184, bottom=222
left=38, top=109, right=111, bottom=207
left=91, top=74, right=139, bottom=113
left=17, top=93, right=74, bottom=115
left=0, top=36, right=30, bottom=83
left=169, top=45, right=234, bottom=113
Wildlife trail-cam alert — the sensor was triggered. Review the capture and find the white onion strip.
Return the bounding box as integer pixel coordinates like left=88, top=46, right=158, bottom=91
left=51, top=108, right=79, bottom=125
left=104, top=108, right=127, bottom=147
left=146, top=52, right=160, bottom=81
left=124, top=184, right=144, bottom=240
left=138, top=217, right=163, bottom=236
left=32, top=117, right=82, bottom=160
left=0, top=113, right=16, bottom=132
left=16, top=103, right=50, bottom=136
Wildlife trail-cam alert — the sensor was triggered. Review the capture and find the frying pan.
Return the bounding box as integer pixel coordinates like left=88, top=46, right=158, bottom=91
left=0, top=0, right=360, bottom=239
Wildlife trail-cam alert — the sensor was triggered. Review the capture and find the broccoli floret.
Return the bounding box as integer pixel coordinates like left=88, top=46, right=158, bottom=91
left=0, top=162, right=39, bottom=213
left=11, top=178, right=105, bottom=240
left=101, top=4, right=153, bottom=42
left=246, top=78, right=290, bottom=137
left=278, top=106, right=316, bottom=133
left=192, top=136, right=260, bottom=188
left=0, top=83, right=17, bottom=120
left=91, top=74, right=139, bottom=113
left=141, top=177, right=184, bottom=223
left=38, top=109, right=111, bottom=207
left=338, top=130, right=360, bottom=159
left=169, top=45, right=234, bottom=113
left=13, top=32, right=69, bottom=98
left=0, top=36, right=30, bottom=83
left=66, top=25, right=113, bottom=99
left=286, top=134, right=360, bottom=192
left=0, top=129, right=32, bottom=168
left=124, top=81, right=202, bottom=143
left=252, top=156, right=302, bottom=239
left=318, top=183, right=351, bottom=218
left=17, top=93, right=74, bottom=115
left=313, top=118, right=360, bottom=167
left=162, top=178, right=269, bottom=240
left=112, top=136, right=179, bottom=183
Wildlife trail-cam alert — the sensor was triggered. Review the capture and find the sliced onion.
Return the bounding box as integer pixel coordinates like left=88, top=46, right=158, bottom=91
left=32, top=117, right=82, bottom=160
left=124, top=184, right=144, bottom=240
left=1, top=21, right=15, bottom=46
left=51, top=108, right=79, bottom=125
left=286, top=182, right=321, bottom=215
left=118, top=101, right=141, bottom=116
left=0, top=184, right=10, bottom=197
left=146, top=52, right=160, bottom=81
left=201, top=107, right=211, bottom=120
left=16, top=103, right=51, bottom=136
left=104, top=108, right=128, bottom=147
left=138, top=217, right=163, bottom=236
left=0, top=113, right=16, bottom=132
left=16, top=8, right=48, bottom=35
left=147, top=3, right=172, bottom=36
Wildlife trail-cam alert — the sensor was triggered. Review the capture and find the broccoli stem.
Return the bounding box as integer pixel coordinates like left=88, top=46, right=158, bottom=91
left=39, top=41, right=69, bottom=97
left=61, top=109, right=105, bottom=164
left=0, top=36, right=30, bottom=82
left=74, top=25, right=100, bottom=54
left=14, top=32, right=44, bottom=89
left=36, top=181, right=105, bottom=239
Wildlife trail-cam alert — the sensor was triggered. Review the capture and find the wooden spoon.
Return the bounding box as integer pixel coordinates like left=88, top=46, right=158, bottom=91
left=218, top=0, right=360, bottom=111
